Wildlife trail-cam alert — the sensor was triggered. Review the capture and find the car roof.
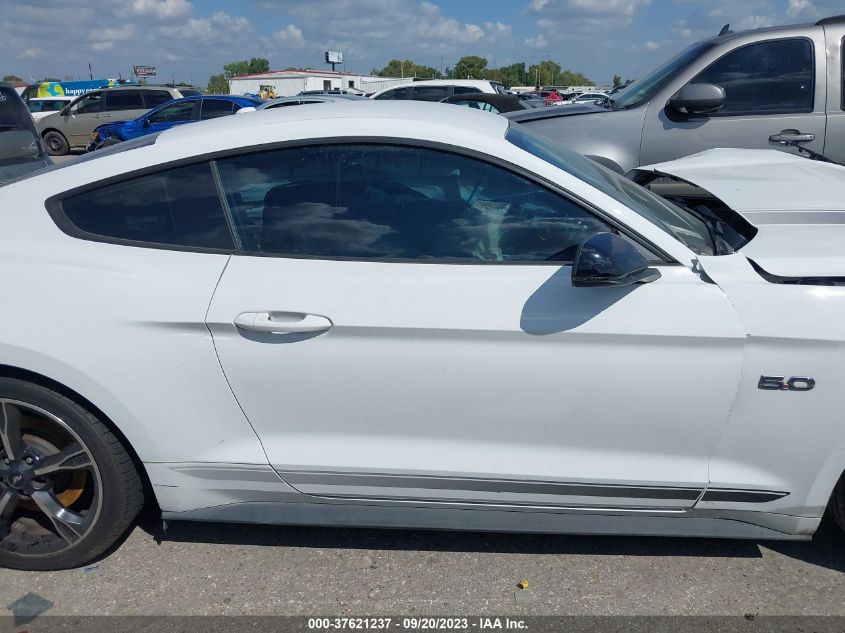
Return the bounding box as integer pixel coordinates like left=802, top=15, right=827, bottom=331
left=258, top=95, right=367, bottom=108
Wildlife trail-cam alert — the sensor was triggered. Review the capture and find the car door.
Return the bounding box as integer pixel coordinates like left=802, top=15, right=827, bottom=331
left=641, top=35, right=826, bottom=165
left=63, top=91, right=106, bottom=146
left=103, top=89, right=147, bottom=123
left=199, top=99, right=236, bottom=120
left=144, top=100, right=199, bottom=134
left=205, top=141, right=746, bottom=510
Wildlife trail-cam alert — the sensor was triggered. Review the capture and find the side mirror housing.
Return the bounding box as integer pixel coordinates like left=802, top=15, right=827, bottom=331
left=572, top=233, right=661, bottom=287
left=668, top=83, right=726, bottom=115
left=142, top=118, right=151, bottom=128
left=60, top=106, right=70, bottom=116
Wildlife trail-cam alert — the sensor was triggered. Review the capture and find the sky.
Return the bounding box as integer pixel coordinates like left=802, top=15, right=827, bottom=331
left=2, top=0, right=843, bottom=86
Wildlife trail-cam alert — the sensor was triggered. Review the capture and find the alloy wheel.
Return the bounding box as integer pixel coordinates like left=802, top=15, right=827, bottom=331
left=0, top=399, right=102, bottom=558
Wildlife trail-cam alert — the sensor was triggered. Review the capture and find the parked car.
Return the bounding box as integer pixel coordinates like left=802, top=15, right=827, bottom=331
left=36, top=84, right=201, bottom=156
left=88, top=95, right=263, bottom=150
left=4, top=102, right=845, bottom=570
left=371, top=79, right=505, bottom=101
left=441, top=93, right=529, bottom=114
left=506, top=15, right=845, bottom=172
left=26, top=97, right=74, bottom=122
left=0, top=83, right=51, bottom=184
left=515, top=93, right=546, bottom=108
left=559, top=92, right=608, bottom=106
left=237, top=94, right=368, bottom=114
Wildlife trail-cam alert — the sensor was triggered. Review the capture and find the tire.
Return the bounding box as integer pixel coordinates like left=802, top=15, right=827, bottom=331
left=828, top=471, right=845, bottom=534
left=42, top=130, right=70, bottom=156
left=0, top=378, right=144, bottom=571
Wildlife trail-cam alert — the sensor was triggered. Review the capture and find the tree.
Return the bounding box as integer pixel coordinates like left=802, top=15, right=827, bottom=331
left=612, top=74, right=622, bottom=87
left=223, top=57, right=269, bottom=79
left=3, top=74, right=23, bottom=83
left=450, top=55, right=487, bottom=80
left=371, top=59, right=440, bottom=79
left=495, top=62, right=526, bottom=88
left=207, top=73, right=229, bottom=94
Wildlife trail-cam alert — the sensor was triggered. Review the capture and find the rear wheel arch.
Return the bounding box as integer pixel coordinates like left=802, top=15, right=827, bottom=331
left=0, top=364, right=154, bottom=508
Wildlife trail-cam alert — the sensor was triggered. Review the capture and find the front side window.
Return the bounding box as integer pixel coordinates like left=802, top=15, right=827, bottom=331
left=200, top=99, right=235, bottom=120
left=215, top=144, right=613, bottom=262
left=105, top=90, right=144, bottom=111
left=690, top=38, right=813, bottom=114
left=453, top=86, right=482, bottom=95
left=451, top=99, right=500, bottom=113
left=147, top=101, right=196, bottom=124
left=73, top=92, right=104, bottom=114
left=374, top=88, right=409, bottom=100
left=143, top=90, right=175, bottom=108
left=411, top=86, right=449, bottom=102
left=58, top=162, right=233, bottom=250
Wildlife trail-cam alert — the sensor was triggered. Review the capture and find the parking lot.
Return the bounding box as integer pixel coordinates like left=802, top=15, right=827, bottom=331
left=2, top=511, right=845, bottom=617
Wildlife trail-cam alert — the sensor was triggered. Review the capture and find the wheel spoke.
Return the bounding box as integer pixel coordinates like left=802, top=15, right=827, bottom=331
left=33, top=442, right=91, bottom=477
left=30, top=489, right=86, bottom=545
left=0, top=402, right=24, bottom=461
left=0, top=487, right=19, bottom=540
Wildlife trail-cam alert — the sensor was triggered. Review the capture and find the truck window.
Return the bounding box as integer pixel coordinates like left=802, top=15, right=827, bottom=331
left=691, top=38, right=813, bottom=115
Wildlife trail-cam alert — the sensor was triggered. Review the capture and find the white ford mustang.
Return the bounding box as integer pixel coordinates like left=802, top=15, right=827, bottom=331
left=1, top=102, right=844, bottom=571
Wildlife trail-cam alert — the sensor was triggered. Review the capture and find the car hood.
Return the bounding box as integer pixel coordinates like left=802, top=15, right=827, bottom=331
left=635, top=148, right=845, bottom=220
left=636, top=149, right=845, bottom=278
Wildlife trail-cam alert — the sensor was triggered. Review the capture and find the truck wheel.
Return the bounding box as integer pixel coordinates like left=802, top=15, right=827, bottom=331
left=828, top=471, right=845, bottom=533
left=0, top=378, right=144, bottom=570
left=43, top=131, right=70, bottom=156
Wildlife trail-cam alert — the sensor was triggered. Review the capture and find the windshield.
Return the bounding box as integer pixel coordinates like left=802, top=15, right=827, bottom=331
left=0, top=86, right=45, bottom=167
left=506, top=125, right=714, bottom=255
left=610, top=42, right=714, bottom=110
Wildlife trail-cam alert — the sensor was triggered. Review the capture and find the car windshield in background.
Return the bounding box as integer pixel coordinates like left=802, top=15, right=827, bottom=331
left=506, top=125, right=714, bottom=255
left=0, top=86, right=44, bottom=166
left=609, top=42, right=714, bottom=110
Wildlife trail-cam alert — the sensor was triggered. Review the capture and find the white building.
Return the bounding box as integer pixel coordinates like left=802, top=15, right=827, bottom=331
left=228, top=69, right=407, bottom=97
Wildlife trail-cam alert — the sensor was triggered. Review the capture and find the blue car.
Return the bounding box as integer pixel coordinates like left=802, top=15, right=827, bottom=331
left=88, top=95, right=262, bottom=150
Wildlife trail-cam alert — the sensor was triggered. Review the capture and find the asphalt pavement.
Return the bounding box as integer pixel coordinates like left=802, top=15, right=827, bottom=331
left=2, top=510, right=845, bottom=617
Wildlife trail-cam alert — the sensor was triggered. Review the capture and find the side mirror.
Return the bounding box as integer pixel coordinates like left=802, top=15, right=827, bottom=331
left=60, top=106, right=71, bottom=116
left=571, top=233, right=661, bottom=288
left=236, top=106, right=257, bottom=114
left=668, top=83, right=726, bottom=115
left=142, top=118, right=151, bottom=128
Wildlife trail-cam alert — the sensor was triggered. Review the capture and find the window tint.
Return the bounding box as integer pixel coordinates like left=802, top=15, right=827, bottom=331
left=374, top=88, right=409, bottom=100
left=179, top=89, right=202, bottom=97
left=105, top=90, right=144, bottom=111
left=216, top=144, right=612, bottom=262
left=143, top=90, right=175, bottom=108
left=453, top=86, right=481, bottom=95
left=148, top=101, right=196, bottom=124
left=200, top=99, right=235, bottom=120
left=411, top=86, right=449, bottom=101
left=59, top=163, right=233, bottom=250
left=691, top=38, right=813, bottom=114
left=74, top=92, right=104, bottom=114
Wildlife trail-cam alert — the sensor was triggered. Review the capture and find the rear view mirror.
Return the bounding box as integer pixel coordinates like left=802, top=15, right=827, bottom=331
left=571, top=233, right=660, bottom=287
left=668, top=83, right=726, bottom=115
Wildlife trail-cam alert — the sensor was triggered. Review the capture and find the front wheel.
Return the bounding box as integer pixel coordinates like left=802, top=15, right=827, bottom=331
left=0, top=379, right=144, bottom=570
left=42, top=130, right=70, bottom=156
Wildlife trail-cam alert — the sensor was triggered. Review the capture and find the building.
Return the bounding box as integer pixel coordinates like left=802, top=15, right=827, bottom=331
left=228, top=69, right=407, bottom=97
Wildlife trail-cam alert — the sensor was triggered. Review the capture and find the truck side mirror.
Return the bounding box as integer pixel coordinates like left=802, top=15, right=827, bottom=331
left=668, top=83, right=726, bottom=116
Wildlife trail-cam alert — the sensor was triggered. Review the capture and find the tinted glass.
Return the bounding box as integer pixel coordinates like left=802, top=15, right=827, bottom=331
left=691, top=38, right=813, bottom=114
left=411, top=86, right=449, bottom=101
left=60, top=162, right=233, bottom=249
left=453, top=86, right=482, bottom=95
left=452, top=99, right=499, bottom=113
left=148, top=101, right=196, bottom=123
left=507, top=125, right=713, bottom=255
left=179, top=89, right=202, bottom=97
left=200, top=99, right=234, bottom=120
left=216, top=144, right=611, bottom=262
left=105, top=90, right=144, bottom=111
left=374, top=88, right=409, bottom=100
left=74, top=92, right=104, bottom=114
left=0, top=86, right=44, bottom=165
left=143, top=90, right=175, bottom=107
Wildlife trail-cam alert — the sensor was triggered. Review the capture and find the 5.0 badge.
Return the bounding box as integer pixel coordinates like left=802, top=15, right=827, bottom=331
left=758, top=376, right=816, bottom=391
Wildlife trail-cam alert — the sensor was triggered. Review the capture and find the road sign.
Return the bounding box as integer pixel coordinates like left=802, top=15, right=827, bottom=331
left=133, top=66, right=157, bottom=77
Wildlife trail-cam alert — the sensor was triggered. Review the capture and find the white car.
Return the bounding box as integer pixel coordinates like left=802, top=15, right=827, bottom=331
left=559, top=92, right=608, bottom=106
left=25, top=96, right=74, bottom=122
left=370, top=79, right=505, bottom=101
left=1, top=102, right=845, bottom=571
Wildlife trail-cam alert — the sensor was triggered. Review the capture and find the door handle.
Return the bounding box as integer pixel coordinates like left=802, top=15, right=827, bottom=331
left=769, top=129, right=815, bottom=144
left=234, top=312, right=332, bottom=334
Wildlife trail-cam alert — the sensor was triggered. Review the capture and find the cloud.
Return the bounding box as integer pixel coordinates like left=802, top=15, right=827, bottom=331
left=524, top=33, right=549, bottom=49
left=130, top=0, right=192, bottom=20
left=162, top=11, right=252, bottom=44
left=265, top=24, right=306, bottom=49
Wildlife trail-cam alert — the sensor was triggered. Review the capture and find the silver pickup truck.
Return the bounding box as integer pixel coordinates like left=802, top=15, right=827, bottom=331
left=506, top=15, right=845, bottom=173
